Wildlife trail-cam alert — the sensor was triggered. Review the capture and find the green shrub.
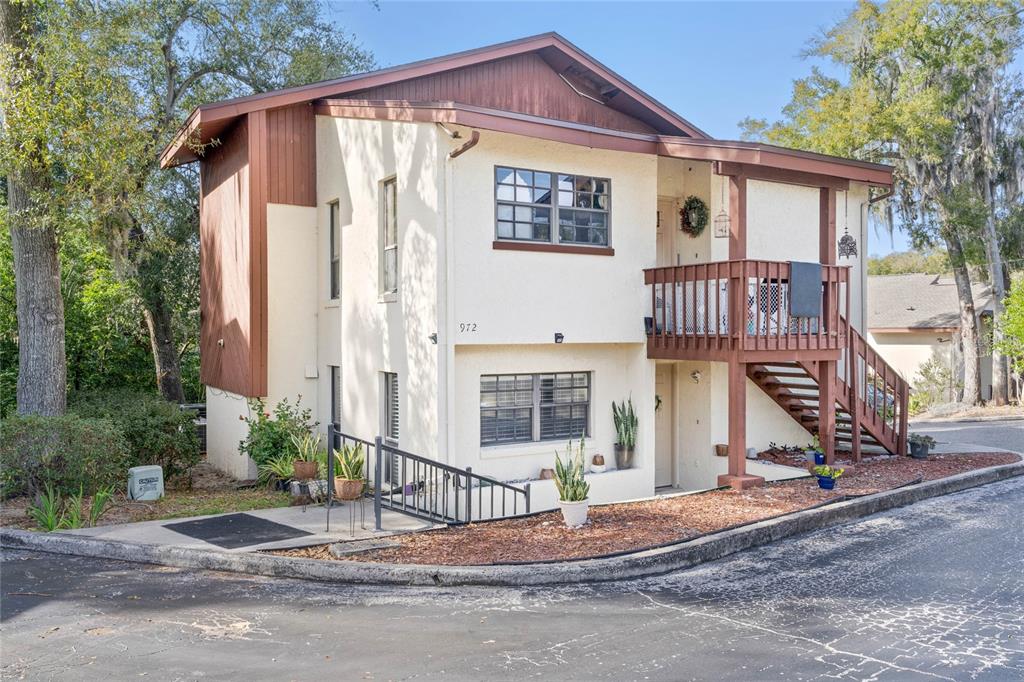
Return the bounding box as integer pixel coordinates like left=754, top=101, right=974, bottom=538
left=69, top=389, right=201, bottom=482
left=0, top=414, right=129, bottom=497
left=239, top=396, right=315, bottom=466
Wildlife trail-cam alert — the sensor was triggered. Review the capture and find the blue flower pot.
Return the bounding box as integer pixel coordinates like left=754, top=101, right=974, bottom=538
left=816, top=475, right=836, bottom=490
left=814, top=452, right=825, bottom=466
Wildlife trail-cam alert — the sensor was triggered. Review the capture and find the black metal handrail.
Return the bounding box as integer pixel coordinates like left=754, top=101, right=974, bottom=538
left=326, top=425, right=531, bottom=528
left=375, top=438, right=531, bottom=527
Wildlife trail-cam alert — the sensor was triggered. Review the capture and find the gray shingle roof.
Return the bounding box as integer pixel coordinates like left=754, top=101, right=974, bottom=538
left=867, top=274, right=994, bottom=330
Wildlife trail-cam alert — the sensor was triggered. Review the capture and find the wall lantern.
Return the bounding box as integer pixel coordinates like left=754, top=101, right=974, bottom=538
left=838, top=191, right=858, bottom=259
left=713, top=177, right=730, bottom=238
left=554, top=332, right=564, bottom=344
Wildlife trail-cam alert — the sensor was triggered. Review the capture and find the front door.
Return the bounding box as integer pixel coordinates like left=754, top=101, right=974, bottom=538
left=655, top=364, right=674, bottom=487
left=656, top=197, right=677, bottom=267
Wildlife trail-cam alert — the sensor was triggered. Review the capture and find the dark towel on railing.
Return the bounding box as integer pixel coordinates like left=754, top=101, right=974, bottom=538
left=788, top=261, right=822, bottom=318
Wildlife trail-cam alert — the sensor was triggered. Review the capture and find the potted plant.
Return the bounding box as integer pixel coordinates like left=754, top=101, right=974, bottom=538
left=812, top=464, right=844, bottom=490
left=257, top=453, right=294, bottom=490
left=714, top=443, right=729, bottom=457
left=554, top=437, right=591, bottom=528
left=591, top=454, right=606, bottom=474
left=908, top=433, right=936, bottom=460
left=612, top=397, right=638, bottom=469
left=805, top=435, right=825, bottom=467
left=290, top=432, right=321, bottom=481
left=333, top=442, right=365, bottom=501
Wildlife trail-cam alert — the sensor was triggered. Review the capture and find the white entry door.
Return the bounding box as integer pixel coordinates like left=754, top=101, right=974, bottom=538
left=655, top=364, right=674, bottom=487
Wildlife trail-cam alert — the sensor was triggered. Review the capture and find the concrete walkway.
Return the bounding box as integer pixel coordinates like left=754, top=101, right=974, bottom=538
left=60, top=501, right=437, bottom=553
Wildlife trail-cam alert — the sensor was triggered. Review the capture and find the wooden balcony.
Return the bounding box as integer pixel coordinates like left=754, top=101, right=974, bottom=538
left=644, top=259, right=850, bottom=362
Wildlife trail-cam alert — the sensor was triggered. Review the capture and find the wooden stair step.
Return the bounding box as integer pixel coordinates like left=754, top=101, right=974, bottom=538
left=755, top=370, right=811, bottom=379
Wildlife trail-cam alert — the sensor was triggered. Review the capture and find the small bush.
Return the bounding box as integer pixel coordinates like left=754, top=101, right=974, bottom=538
left=239, top=396, right=315, bottom=466
left=70, top=389, right=201, bottom=481
left=0, top=414, right=129, bottom=497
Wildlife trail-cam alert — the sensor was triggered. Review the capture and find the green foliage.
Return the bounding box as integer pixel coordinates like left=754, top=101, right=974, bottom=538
left=0, top=415, right=129, bottom=497
left=996, top=278, right=1024, bottom=366
left=290, top=431, right=323, bottom=463
left=808, top=434, right=822, bottom=452
left=257, top=453, right=295, bottom=486
left=912, top=356, right=959, bottom=410
left=69, top=389, right=200, bottom=482
left=680, top=195, right=708, bottom=237
left=554, top=437, right=590, bottom=502
left=813, top=465, right=844, bottom=480
left=27, top=486, right=66, bottom=532
left=25, top=483, right=115, bottom=531
left=908, top=433, right=937, bottom=447
left=239, top=397, right=316, bottom=467
left=868, top=249, right=950, bottom=275
left=612, top=398, right=638, bottom=448
left=334, top=442, right=365, bottom=480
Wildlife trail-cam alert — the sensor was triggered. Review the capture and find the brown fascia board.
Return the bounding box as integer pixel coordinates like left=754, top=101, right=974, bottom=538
left=160, top=31, right=708, bottom=167
left=312, top=99, right=894, bottom=186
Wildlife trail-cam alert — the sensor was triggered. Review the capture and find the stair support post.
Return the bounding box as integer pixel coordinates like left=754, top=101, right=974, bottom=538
left=819, top=361, right=836, bottom=465
left=718, top=358, right=764, bottom=490
left=848, top=338, right=862, bottom=462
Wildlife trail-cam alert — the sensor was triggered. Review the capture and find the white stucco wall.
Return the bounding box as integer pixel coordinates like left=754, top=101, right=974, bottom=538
left=315, top=116, right=444, bottom=459
left=204, top=203, right=319, bottom=478
left=868, top=331, right=954, bottom=385
left=448, top=129, right=657, bottom=346
left=451, top=343, right=654, bottom=502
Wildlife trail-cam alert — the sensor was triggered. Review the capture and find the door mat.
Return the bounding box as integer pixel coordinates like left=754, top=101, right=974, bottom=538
left=164, top=513, right=313, bottom=549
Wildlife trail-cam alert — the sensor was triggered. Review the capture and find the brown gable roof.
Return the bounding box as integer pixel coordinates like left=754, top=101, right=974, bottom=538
left=161, top=32, right=708, bottom=167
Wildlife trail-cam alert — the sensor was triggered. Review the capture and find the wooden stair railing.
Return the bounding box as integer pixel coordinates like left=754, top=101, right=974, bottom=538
left=747, top=322, right=910, bottom=459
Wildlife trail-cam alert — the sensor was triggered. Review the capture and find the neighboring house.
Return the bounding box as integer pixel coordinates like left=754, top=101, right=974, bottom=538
left=162, top=33, right=905, bottom=510
left=867, top=273, right=996, bottom=401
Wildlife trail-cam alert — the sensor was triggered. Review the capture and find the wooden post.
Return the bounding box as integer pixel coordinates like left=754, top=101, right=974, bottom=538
left=717, top=358, right=764, bottom=490
left=818, top=187, right=837, bottom=464
left=729, top=175, right=747, bottom=260
left=819, top=360, right=836, bottom=465
left=849, top=335, right=861, bottom=463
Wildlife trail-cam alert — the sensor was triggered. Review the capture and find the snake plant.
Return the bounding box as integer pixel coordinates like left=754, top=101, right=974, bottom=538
left=612, top=397, right=638, bottom=449
left=554, top=437, right=590, bottom=502
left=290, top=431, right=323, bottom=462
left=334, top=442, right=365, bottom=480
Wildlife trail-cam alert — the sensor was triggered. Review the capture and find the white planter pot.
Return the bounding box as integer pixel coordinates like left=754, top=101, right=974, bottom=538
left=558, top=499, right=590, bottom=528
left=590, top=464, right=607, bottom=474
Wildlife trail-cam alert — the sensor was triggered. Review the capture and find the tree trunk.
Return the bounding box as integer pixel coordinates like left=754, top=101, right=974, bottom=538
left=982, top=178, right=1008, bottom=405
left=3, top=0, right=67, bottom=416
left=141, top=285, right=185, bottom=403
left=944, top=230, right=982, bottom=405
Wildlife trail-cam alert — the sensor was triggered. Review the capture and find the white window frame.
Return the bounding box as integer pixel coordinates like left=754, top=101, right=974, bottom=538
left=379, top=177, right=398, bottom=300
left=479, top=372, right=591, bottom=446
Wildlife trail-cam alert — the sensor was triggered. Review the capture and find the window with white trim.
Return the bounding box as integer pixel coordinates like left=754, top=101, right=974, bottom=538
left=495, top=166, right=610, bottom=247
left=480, top=372, right=590, bottom=445
left=383, top=372, right=399, bottom=444
left=329, top=201, right=340, bottom=299
left=380, top=178, right=397, bottom=296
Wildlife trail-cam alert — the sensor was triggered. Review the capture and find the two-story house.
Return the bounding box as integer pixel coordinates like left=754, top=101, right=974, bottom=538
left=162, top=33, right=907, bottom=511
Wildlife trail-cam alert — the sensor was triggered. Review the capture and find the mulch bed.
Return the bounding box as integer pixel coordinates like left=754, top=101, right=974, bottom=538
left=275, top=452, right=1019, bottom=566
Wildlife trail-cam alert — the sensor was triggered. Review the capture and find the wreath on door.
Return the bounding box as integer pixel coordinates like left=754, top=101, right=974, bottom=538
left=679, top=195, right=709, bottom=238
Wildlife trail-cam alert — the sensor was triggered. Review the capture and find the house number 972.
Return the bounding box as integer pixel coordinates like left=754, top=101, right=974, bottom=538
left=459, top=322, right=478, bottom=332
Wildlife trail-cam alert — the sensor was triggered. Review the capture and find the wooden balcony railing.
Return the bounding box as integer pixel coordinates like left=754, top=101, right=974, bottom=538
left=644, top=259, right=850, bottom=360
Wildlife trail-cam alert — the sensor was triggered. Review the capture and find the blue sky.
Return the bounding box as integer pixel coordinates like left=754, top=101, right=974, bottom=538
left=325, top=1, right=909, bottom=252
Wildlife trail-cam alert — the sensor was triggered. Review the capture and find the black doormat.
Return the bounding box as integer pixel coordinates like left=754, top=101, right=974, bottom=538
left=163, top=513, right=313, bottom=549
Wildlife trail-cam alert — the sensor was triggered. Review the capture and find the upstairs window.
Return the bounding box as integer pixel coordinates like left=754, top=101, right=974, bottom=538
left=495, top=166, right=610, bottom=247
left=380, top=178, right=398, bottom=296
left=329, top=201, right=340, bottom=299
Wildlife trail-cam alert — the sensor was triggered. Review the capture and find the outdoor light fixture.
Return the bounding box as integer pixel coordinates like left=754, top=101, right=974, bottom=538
left=713, top=176, right=730, bottom=238
left=428, top=333, right=438, bottom=345
left=690, top=370, right=702, bottom=383
left=554, top=333, right=564, bottom=344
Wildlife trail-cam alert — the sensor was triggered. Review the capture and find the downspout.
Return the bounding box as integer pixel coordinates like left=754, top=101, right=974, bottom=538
left=436, top=124, right=481, bottom=464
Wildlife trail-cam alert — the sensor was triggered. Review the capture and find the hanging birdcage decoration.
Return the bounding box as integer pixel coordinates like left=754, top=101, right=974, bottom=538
left=838, top=190, right=857, bottom=258
left=713, top=176, right=730, bottom=238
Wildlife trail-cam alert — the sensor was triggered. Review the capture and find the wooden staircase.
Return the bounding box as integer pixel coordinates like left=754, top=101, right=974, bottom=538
left=747, top=324, right=909, bottom=459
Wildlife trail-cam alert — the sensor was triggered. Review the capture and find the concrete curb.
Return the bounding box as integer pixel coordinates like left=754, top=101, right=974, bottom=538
left=3, top=460, right=1022, bottom=587
left=912, top=414, right=1024, bottom=424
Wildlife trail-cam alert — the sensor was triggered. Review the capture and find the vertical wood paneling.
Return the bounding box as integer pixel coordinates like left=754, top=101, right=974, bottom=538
left=267, top=104, right=316, bottom=207
left=346, top=52, right=657, bottom=134
left=248, top=109, right=269, bottom=396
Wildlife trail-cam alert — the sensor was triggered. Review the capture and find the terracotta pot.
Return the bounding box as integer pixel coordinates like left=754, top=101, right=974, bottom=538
left=714, top=444, right=729, bottom=457
left=333, top=478, right=363, bottom=501
left=558, top=499, right=590, bottom=528
left=592, top=454, right=605, bottom=466
left=293, top=461, right=318, bottom=480
left=539, top=468, right=555, bottom=480
left=614, top=444, right=635, bottom=469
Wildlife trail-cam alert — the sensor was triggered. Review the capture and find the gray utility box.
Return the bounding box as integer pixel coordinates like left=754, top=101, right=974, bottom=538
left=128, top=465, right=164, bottom=501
